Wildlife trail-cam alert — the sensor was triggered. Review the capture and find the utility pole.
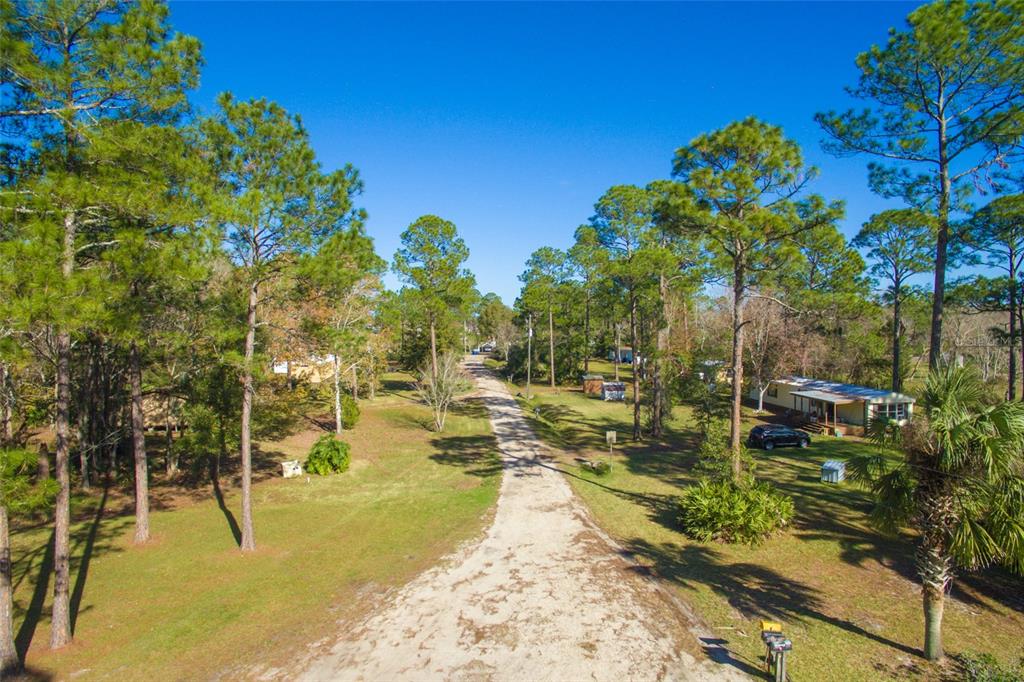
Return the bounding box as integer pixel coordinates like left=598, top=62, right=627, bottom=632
left=526, top=314, right=533, bottom=399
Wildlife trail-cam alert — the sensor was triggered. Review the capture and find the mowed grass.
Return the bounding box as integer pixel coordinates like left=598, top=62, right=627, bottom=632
left=11, top=372, right=501, bottom=681
left=498, top=360, right=1024, bottom=681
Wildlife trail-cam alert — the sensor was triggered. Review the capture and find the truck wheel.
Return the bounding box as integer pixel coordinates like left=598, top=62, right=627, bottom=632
left=764, top=441, right=774, bottom=451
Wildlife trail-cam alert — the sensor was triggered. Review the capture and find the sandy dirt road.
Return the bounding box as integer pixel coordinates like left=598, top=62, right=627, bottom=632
left=288, top=358, right=746, bottom=682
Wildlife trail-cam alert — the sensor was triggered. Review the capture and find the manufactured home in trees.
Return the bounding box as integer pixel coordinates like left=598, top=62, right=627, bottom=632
left=750, top=375, right=915, bottom=435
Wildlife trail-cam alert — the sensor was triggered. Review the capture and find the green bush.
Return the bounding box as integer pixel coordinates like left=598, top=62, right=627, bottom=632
left=677, top=479, right=794, bottom=545
left=951, top=653, right=1024, bottom=682
left=305, top=434, right=351, bottom=475
left=580, top=459, right=611, bottom=476
left=341, top=393, right=360, bottom=429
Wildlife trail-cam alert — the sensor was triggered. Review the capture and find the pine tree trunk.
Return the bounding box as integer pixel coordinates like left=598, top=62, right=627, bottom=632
left=130, top=344, right=150, bottom=544
left=0, top=505, right=19, bottom=676
left=1019, top=299, right=1023, bottom=402
left=0, top=364, right=11, bottom=446
left=892, top=285, right=902, bottom=394
left=583, top=292, right=591, bottom=373
left=630, top=291, right=641, bottom=441
left=429, top=317, right=439, bottom=382
left=526, top=314, right=532, bottom=399
left=164, top=394, right=176, bottom=476
left=78, top=436, right=90, bottom=492
left=51, top=328, right=72, bottom=649
left=614, top=325, right=621, bottom=381
left=37, top=444, right=49, bottom=481
left=50, top=210, right=75, bottom=650
left=548, top=306, right=555, bottom=389
left=239, top=282, right=258, bottom=552
left=1007, top=255, right=1017, bottom=400
left=928, top=122, right=950, bottom=370
left=651, top=274, right=670, bottom=438
left=333, top=355, right=343, bottom=435
left=729, top=261, right=747, bottom=482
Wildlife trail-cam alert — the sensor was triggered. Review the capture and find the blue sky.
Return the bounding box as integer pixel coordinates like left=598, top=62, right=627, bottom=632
left=170, top=1, right=922, bottom=304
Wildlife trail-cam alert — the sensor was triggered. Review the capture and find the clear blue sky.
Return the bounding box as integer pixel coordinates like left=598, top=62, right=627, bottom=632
left=170, top=1, right=922, bottom=304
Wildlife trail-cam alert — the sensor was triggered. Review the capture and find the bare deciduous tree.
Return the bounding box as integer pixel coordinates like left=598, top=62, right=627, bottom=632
left=415, top=354, right=471, bottom=432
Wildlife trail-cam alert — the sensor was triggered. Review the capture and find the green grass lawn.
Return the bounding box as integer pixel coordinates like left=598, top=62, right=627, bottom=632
left=497, top=365, right=1024, bottom=681
left=11, top=372, right=500, bottom=680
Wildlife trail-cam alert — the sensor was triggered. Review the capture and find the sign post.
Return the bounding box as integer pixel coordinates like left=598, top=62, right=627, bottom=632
left=606, top=430, right=616, bottom=457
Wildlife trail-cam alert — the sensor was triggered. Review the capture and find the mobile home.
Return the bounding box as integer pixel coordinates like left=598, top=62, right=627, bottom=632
left=750, top=375, right=915, bottom=433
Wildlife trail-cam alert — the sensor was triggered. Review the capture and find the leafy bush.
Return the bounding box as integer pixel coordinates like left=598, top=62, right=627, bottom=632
left=951, top=653, right=1024, bottom=682
left=305, top=435, right=351, bottom=475
left=677, top=479, right=794, bottom=545
left=340, top=393, right=360, bottom=429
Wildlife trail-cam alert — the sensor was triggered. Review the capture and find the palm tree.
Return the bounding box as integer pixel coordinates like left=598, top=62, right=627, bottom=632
left=848, top=366, right=1024, bottom=662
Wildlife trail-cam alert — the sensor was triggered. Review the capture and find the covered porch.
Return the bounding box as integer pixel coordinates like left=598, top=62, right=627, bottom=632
left=790, top=389, right=862, bottom=436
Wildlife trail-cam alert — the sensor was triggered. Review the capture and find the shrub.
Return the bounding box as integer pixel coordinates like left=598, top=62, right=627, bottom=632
left=951, top=653, right=1024, bottom=682
left=677, top=479, right=794, bottom=545
left=305, top=434, right=351, bottom=475
left=590, top=460, right=612, bottom=476
left=695, top=419, right=755, bottom=482
left=340, top=393, right=360, bottom=429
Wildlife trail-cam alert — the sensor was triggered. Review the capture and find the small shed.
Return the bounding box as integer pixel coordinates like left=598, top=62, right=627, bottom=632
left=582, top=374, right=605, bottom=396
left=602, top=382, right=626, bottom=401
left=821, top=460, right=846, bottom=484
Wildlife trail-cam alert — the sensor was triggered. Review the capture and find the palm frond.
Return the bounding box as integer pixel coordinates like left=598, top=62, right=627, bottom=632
left=983, top=478, right=1024, bottom=575
left=868, top=466, right=916, bottom=535
left=951, top=516, right=1002, bottom=571
left=845, top=452, right=893, bottom=486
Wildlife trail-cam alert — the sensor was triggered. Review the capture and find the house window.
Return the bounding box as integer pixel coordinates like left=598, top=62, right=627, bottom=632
left=767, top=385, right=778, bottom=398
left=873, top=403, right=909, bottom=421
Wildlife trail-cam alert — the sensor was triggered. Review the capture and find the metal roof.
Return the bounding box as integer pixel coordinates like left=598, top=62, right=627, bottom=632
left=790, top=390, right=856, bottom=405
left=775, top=375, right=915, bottom=403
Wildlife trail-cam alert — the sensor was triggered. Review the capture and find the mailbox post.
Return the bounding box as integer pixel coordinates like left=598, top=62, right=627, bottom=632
left=760, top=620, right=792, bottom=682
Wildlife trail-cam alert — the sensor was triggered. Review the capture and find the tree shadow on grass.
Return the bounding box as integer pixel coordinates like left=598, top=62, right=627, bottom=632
left=381, top=377, right=416, bottom=394
left=768, top=448, right=1024, bottom=615
left=447, top=397, right=489, bottom=420
left=14, top=482, right=127, bottom=661
left=622, top=538, right=922, bottom=659
left=14, top=529, right=53, bottom=661
left=69, top=483, right=111, bottom=634
left=429, top=435, right=503, bottom=478
left=513, top=399, right=588, bottom=453
left=211, top=474, right=242, bottom=547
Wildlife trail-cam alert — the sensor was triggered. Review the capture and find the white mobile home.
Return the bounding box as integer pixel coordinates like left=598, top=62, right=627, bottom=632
left=750, top=375, right=915, bottom=434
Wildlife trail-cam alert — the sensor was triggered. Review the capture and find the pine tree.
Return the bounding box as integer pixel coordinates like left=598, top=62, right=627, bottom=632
left=816, top=0, right=1024, bottom=369
left=203, top=94, right=364, bottom=551
left=0, top=0, right=201, bottom=646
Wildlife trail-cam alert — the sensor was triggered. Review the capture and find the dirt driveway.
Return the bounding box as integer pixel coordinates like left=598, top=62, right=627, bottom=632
left=288, top=358, right=746, bottom=681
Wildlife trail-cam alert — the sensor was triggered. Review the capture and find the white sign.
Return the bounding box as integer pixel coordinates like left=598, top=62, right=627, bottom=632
left=281, top=460, right=303, bottom=478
